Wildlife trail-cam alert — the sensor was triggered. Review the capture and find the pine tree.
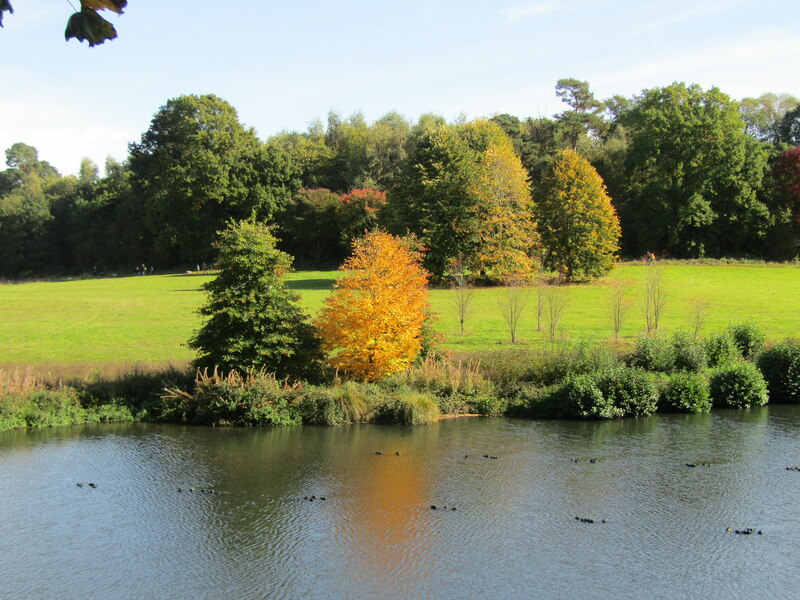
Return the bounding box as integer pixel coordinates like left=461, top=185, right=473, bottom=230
left=189, top=220, right=322, bottom=379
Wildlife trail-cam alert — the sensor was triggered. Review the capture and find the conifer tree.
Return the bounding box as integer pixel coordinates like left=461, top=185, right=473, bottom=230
left=189, top=220, right=322, bottom=379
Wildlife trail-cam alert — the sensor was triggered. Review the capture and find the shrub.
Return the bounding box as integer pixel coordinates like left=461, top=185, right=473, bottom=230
left=597, top=367, right=659, bottom=416
left=705, top=331, right=741, bottom=367
left=756, top=340, right=800, bottom=403
left=162, top=369, right=303, bottom=426
left=660, top=372, right=712, bottom=413
left=709, top=362, right=768, bottom=408
left=727, top=323, right=766, bottom=359
left=500, top=382, right=561, bottom=418
left=375, top=390, right=440, bottom=425
left=630, top=334, right=675, bottom=372
left=671, top=330, right=707, bottom=372
left=558, top=373, right=624, bottom=419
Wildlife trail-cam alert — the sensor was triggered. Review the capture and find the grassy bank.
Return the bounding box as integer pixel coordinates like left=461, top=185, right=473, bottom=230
left=2, top=331, right=800, bottom=432
left=1, top=263, right=799, bottom=367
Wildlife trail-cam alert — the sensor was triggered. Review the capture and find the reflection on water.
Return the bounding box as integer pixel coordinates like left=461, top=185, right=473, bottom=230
left=1, top=408, right=799, bottom=599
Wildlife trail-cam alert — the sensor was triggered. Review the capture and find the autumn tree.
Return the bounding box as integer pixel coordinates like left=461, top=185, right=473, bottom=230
left=316, top=231, right=429, bottom=381
left=538, top=149, right=620, bottom=282
left=189, top=220, right=322, bottom=380
left=466, top=129, right=538, bottom=281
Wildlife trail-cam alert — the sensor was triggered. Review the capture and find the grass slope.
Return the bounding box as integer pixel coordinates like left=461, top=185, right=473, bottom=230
left=0, top=264, right=798, bottom=367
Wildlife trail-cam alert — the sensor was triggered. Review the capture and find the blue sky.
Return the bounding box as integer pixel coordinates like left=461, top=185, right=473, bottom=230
left=2, top=0, right=798, bottom=175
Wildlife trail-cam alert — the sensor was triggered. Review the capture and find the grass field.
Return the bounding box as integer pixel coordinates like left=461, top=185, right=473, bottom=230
left=1, top=263, right=799, bottom=369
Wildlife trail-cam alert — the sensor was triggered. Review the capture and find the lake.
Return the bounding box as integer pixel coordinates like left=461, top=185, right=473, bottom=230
left=2, top=408, right=799, bottom=599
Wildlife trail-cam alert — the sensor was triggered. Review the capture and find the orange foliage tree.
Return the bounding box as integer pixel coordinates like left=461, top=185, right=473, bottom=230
left=315, top=231, right=430, bottom=381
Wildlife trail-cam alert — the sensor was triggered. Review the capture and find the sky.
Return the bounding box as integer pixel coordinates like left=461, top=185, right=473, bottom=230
left=1, top=0, right=798, bottom=176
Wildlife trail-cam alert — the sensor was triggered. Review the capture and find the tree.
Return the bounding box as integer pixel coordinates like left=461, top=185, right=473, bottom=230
left=389, top=123, right=481, bottom=276
left=619, top=83, right=770, bottom=258
left=1, top=0, right=128, bottom=47
left=467, top=138, right=538, bottom=281
left=189, top=220, right=322, bottom=380
left=538, top=149, right=620, bottom=282
left=337, top=188, right=387, bottom=253
left=779, top=106, right=800, bottom=147
left=390, top=120, right=537, bottom=280
left=555, top=78, right=607, bottom=150
left=739, top=93, right=799, bottom=145
left=277, top=188, right=342, bottom=266
left=315, top=231, right=429, bottom=381
left=769, top=146, right=800, bottom=256
left=129, top=94, right=299, bottom=265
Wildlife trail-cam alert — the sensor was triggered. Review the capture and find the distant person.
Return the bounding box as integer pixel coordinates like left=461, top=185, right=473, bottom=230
left=149, top=265, right=154, bottom=274
left=202, top=261, right=208, bottom=273
left=134, top=265, right=140, bottom=276
left=141, top=263, right=147, bottom=276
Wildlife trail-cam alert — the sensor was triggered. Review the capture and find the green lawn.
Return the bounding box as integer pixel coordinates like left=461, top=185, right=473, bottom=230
left=1, top=264, right=798, bottom=367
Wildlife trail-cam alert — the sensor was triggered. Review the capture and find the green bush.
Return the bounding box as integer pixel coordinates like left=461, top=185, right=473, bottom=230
left=597, top=367, right=659, bottom=416
left=727, top=323, right=766, bottom=359
left=671, top=330, right=707, bottom=372
left=163, top=369, right=302, bottom=426
left=756, top=340, right=800, bottom=403
left=709, top=362, right=768, bottom=408
left=660, top=372, right=712, bottom=413
left=498, top=382, right=559, bottom=418
left=558, top=373, right=624, bottom=419
left=705, top=331, right=741, bottom=367
left=630, top=334, right=675, bottom=372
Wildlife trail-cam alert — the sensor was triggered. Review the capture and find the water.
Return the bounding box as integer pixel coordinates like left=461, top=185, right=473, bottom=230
left=2, top=408, right=800, bottom=600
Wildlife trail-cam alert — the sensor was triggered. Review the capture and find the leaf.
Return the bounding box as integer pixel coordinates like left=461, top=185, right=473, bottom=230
left=0, top=0, right=13, bottom=28
left=80, top=0, right=127, bottom=14
left=65, top=9, right=118, bottom=47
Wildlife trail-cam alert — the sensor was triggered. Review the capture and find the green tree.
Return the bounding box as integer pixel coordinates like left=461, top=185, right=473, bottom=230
left=620, top=83, right=770, bottom=257
left=739, top=93, right=799, bottom=145
left=538, top=149, right=620, bottom=282
left=189, top=220, right=323, bottom=379
left=555, top=78, right=607, bottom=150
left=129, top=94, right=299, bottom=265
left=277, top=188, right=342, bottom=266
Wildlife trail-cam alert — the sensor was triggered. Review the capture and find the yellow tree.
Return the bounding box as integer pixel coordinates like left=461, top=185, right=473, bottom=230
left=538, top=149, right=621, bottom=282
left=468, top=140, right=539, bottom=282
left=316, top=231, right=430, bottom=381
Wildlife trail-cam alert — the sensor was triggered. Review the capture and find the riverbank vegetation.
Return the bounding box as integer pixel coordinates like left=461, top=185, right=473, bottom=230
left=3, top=330, right=800, bottom=432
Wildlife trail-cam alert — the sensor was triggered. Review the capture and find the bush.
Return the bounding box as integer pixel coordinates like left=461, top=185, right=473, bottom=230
left=660, top=372, right=712, bottom=413
left=705, top=331, right=741, bottom=367
left=630, top=334, right=675, bottom=372
left=727, top=323, right=766, bottom=359
left=597, top=367, right=659, bottom=416
left=500, top=382, right=561, bottom=418
left=375, top=390, right=440, bottom=425
left=671, top=330, right=707, bottom=372
left=709, top=362, right=768, bottom=408
left=558, top=373, right=624, bottom=419
left=162, top=369, right=303, bottom=426
left=756, top=340, right=800, bottom=403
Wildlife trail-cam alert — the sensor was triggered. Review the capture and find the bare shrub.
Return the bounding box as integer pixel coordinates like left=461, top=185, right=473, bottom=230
left=544, top=283, right=569, bottom=341
left=644, top=268, right=667, bottom=335
left=608, top=279, right=634, bottom=342
left=499, top=278, right=529, bottom=344
left=451, top=269, right=475, bottom=335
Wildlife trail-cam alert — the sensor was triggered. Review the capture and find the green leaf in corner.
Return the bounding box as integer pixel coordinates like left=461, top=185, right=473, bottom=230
left=0, top=0, right=13, bottom=28
left=65, top=9, right=118, bottom=47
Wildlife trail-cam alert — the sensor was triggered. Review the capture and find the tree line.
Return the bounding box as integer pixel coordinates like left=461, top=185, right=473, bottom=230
left=1, top=80, right=799, bottom=280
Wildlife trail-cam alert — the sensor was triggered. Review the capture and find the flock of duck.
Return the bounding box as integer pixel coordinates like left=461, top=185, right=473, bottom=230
left=72, top=451, right=797, bottom=536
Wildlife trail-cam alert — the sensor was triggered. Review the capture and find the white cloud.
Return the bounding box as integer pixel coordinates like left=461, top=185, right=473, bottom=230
left=501, top=2, right=560, bottom=22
